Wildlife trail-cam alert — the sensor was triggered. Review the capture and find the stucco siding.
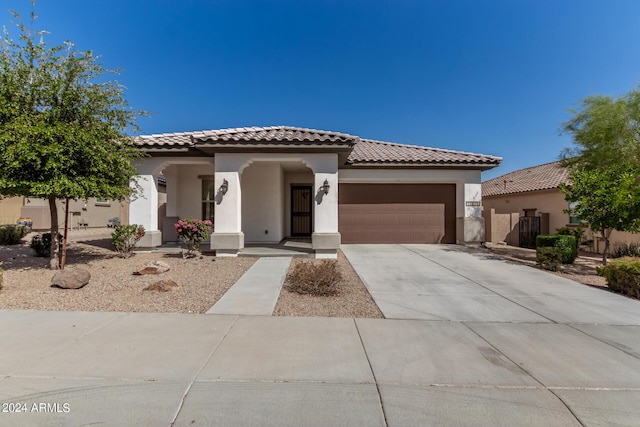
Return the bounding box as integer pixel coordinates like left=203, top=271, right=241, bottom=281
left=483, top=189, right=570, bottom=235
left=174, top=164, right=214, bottom=220
left=241, top=163, right=285, bottom=242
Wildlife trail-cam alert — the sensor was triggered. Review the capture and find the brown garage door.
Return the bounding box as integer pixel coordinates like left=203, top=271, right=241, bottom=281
left=338, top=184, right=456, bottom=244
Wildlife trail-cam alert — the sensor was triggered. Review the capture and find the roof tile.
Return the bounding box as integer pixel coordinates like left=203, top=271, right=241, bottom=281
left=348, top=139, right=501, bottom=166
left=482, top=161, right=570, bottom=197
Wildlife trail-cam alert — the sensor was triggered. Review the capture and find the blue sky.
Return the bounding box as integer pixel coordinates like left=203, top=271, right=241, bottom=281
left=4, top=1, right=640, bottom=180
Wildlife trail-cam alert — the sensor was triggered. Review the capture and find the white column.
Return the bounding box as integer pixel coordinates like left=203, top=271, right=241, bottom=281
left=210, top=168, right=244, bottom=256
left=307, top=154, right=340, bottom=259
left=463, top=182, right=484, bottom=243
left=129, top=175, right=162, bottom=247
left=313, top=172, right=339, bottom=233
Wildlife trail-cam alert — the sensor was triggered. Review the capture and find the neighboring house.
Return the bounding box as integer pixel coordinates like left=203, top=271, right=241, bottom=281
left=482, top=160, right=640, bottom=252
left=20, top=197, right=126, bottom=230
left=131, top=126, right=501, bottom=258
left=0, top=196, right=24, bottom=225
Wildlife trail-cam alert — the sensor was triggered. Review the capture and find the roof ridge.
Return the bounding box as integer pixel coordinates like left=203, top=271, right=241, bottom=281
left=195, top=125, right=359, bottom=139
left=360, top=138, right=502, bottom=160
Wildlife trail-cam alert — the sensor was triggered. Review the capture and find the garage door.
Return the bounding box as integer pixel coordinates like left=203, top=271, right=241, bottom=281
left=338, top=184, right=456, bottom=244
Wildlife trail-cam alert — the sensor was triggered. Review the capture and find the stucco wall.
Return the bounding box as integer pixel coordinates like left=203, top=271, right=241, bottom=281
left=174, top=164, right=214, bottom=220
left=483, top=189, right=570, bottom=235
left=241, top=163, right=285, bottom=242
left=0, top=197, right=24, bottom=225
left=21, top=198, right=123, bottom=230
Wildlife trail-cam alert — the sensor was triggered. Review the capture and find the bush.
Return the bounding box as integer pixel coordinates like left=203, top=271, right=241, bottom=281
left=112, top=224, right=145, bottom=258
left=597, top=257, right=640, bottom=299
left=285, top=260, right=343, bottom=296
left=556, top=226, right=593, bottom=250
left=536, top=247, right=562, bottom=271
left=0, top=224, right=30, bottom=245
left=611, top=242, right=640, bottom=259
left=536, top=234, right=577, bottom=264
left=30, top=233, right=63, bottom=257
left=175, top=218, right=212, bottom=258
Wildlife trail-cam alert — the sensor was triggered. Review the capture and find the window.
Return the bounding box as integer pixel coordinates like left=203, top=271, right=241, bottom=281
left=95, top=198, right=110, bottom=206
left=568, top=201, right=580, bottom=225
left=202, top=179, right=215, bottom=223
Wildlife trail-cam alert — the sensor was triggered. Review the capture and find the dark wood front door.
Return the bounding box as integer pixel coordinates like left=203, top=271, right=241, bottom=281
left=291, top=186, right=312, bottom=236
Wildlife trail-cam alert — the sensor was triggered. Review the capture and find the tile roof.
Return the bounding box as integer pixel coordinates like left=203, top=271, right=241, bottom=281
left=134, top=126, right=502, bottom=169
left=347, top=139, right=502, bottom=167
left=482, top=160, right=571, bottom=197
left=192, top=126, right=357, bottom=145
left=134, top=131, right=195, bottom=147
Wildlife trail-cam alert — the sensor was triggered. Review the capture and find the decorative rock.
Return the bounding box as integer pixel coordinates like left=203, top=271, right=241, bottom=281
left=133, top=260, right=171, bottom=275
left=143, top=280, right=180, bottom=292
left=51, top=268, right=91, bottom=289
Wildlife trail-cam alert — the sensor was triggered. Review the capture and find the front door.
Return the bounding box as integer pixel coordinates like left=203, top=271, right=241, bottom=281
left=291, top=186, right=312, bottom=236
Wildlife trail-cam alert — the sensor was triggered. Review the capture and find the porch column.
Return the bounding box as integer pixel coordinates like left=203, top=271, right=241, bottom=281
left=129, top=174, right=162, bottom=247
left=463, top=182, right=484, bottom=244
left=312, top=167, right=340, bottom=259
left=210, top=170, right=244, bottom=256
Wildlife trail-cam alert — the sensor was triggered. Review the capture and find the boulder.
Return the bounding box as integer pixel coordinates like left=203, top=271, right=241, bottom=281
left=133, top=260, right=171, bottom=275
left=143, top=280, right=180, bottom=292
left=51, top=268, right=91, bottom=289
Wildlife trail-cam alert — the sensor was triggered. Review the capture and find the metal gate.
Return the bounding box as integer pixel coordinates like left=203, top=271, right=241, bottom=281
left=519, top=216, right=541, bottom=249
left=291, top=186, right=312, bottom=236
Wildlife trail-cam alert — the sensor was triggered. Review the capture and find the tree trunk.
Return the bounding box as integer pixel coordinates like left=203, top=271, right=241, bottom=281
left=60, top=197, right=70, bottom=270
left=48, top=197, right=60, bottom=270
left=601, top=228, right=611, bottom=265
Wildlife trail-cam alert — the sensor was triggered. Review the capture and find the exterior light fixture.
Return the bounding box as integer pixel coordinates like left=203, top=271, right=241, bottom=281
left=220, top=179, right=229, bottom=195
left=320, top=179, right=330, bottom=195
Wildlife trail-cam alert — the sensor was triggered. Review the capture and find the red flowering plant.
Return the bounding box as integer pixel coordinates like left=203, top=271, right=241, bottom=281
left=111, top=224, right=145, bottom=258
left=174, top=218, right=212, bottom=258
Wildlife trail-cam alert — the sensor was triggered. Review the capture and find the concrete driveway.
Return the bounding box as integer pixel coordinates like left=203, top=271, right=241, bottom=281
left=341, top=244, right=640, bottom=324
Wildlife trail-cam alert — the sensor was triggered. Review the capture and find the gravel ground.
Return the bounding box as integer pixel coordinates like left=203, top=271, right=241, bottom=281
left=0, top=228, right=383, bottom=316
left=479, top=243, right=608, bottom=288
left=0, top=229, right=255, bottom=313
left=273, top=251, right=384, bottom=318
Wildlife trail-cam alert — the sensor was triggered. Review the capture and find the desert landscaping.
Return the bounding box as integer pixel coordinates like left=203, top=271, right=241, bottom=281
left=0, top=228, right=383, bottom=317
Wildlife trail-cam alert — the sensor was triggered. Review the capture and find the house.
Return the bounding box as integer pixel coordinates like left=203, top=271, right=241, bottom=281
left=0, top=196, right=126, bottom=230
left=131, top=126, right=502, bottom=258
left=482, top=160, right=640, bottom=252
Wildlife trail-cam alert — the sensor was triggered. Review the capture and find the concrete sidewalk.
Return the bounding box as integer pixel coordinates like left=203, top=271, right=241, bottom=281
left=1, top=310, right=640, bottom=426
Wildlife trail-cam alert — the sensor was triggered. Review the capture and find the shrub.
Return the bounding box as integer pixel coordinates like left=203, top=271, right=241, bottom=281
left=30, top=233, right=63, bottom=257
left=536, top=234, right=577, bottom=264
left=597, top=257, right=640, bottom=299
left=0, top=224, right=30, bottom=245
left=611, top=242, right=640, bottom=259
left=285, top=259, right=342, bottom=296
left=112, top=224, right=145, bottom=258
left=175, top=218, right=212, bottom=258
left=556, top=226, right=593, bottom=250
left=536, top=247, right=562, bottom=271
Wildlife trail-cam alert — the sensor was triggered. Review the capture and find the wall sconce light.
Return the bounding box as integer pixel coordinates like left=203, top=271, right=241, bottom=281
left=320, top=179, right=330, bottom=195
left=220, top=179, right=229, bottom=195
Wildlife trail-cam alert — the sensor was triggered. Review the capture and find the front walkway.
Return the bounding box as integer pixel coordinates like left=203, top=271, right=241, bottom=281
left=206, top=257, right=291, bottom=315
left=1, top=311, right=639, bottom=425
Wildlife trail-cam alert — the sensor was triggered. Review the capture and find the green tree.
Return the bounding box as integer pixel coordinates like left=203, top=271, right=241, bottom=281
left=0, top=3, right=145, bottom=269
left=561, top=88, right=640, bottom=170
left=560, top=165, right=640, bottom=264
